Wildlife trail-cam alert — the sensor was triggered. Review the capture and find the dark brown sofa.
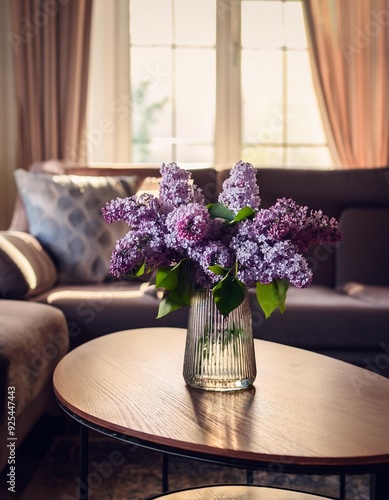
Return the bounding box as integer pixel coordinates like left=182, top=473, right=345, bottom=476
left=3, top=162, right=389, bottom=374
left=2, top=162, right=389, bottom=375
left=1, top=161, right=389, bottom=469
left=241, top=167, right=389, bottom=379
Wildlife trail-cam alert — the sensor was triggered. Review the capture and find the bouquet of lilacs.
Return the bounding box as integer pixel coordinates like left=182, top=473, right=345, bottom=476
left=102, top=161, right=342, bottom=318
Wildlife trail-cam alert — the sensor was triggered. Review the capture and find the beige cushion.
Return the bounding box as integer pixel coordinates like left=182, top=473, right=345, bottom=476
left=135, top=176, right=161, bottom=197
left=0, top=231, right=57, bottom=299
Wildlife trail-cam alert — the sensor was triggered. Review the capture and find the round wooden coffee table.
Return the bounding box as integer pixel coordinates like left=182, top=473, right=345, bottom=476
left=53, top=328, right=389, bottom=500
left=146, top=484, right=334, bottom=499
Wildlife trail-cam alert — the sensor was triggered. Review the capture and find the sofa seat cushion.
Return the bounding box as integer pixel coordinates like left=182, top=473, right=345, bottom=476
left=31, top=281, right=189, bottom=348
left=340, top=282, right=389, bottom=308
left=249, top=285, right=389, bottom=351
left=0, top=301, right=69, bottom=419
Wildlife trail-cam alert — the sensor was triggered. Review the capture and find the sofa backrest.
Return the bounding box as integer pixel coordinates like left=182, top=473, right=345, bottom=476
left=218, top=167, right=389, bottom=286
left=11, top=160, right=389, bottom=288
left=9, top=161, right=219, bottom=232
left=336, top=207, right=389, bottom=287
left=218, top=167, right=389, bottom=217
left=58, top=163, right=220, bottom=204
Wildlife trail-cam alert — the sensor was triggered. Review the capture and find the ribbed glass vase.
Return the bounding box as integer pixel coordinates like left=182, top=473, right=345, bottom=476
left=183, top=289, right=256, bottom=391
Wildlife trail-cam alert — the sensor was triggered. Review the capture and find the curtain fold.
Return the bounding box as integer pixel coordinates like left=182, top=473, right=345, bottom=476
left=0, top=0, right=17, bottom=230
left=11, top=0, right=93, bottom=170
left=303, top=0, right=389, bottom=168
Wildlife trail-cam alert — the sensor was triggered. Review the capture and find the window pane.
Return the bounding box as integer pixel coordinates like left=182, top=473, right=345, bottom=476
left=127, top=0, right=329, bottom=168
left=284, top=2, right=308, bottom=49
left=241, top=1, right=283, bottom=49
left=242, top=50, right=283, bottom=145
left=174, top=0, right=216, bottom=46
left=131, top=48, right=172, bottom=162
left=287, top=146, right=333, bottom=168
left=136, top=139, right=173, bottom=164
left=242, top=145, right=284, bottom=166
left=130, top=0, right=172, bottom=45
left=287, top=51, right=327, bottom=144
left=176, top=144, right=214, bottom=163
left=176, top=48, right=215, bottom=144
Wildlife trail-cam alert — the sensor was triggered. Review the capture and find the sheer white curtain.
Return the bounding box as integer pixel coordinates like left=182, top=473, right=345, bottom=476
left=86, top=0, right=131, bottom=163
left=0, top=0, right=16, bottom=229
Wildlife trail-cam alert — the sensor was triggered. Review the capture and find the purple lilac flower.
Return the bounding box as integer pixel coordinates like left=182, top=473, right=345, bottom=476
left=250, top=198, right=342, bottom=253
left=292, top=210, right=343, bottom=252
left=186, top=262, right=214, bottom=290
left=255, top=198, right=307, bottom=241
left=231, top=219, right=312, bottom=288
left=109, top=232, right=146, bottom=277
left=218, top=161, right=260, bottom=214
left=109, top=222, right=169, bottom=277
left=103, top=161, right=340, bottom=307
left=165, top=203, right=210, bottom=249
left=188, top=240, right=235, bottom=285
left=159, top=163, right=204, bottom=213
left=101, top=197, right=130, bottom=224
left=232, top=239, right=266, bottom=286
left=259, top=240, right=312, bottom=288
left=102, top=193, right=162, bottom=229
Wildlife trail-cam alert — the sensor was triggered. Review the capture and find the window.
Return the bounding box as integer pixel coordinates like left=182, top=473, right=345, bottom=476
left=240, top=0, right=332, bottom=167
left=89, top=0, right=333, bottom=168
left=130, top=0, right=216, bottom=164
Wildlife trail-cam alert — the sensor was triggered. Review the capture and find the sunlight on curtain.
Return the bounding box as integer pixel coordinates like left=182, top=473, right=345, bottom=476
left=303, top=0, right=389, bottom=168
left=11, top=0, right=92, bottom=168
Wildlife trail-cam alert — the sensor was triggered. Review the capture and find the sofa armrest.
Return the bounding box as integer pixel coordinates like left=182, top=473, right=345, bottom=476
left=0, top=231, right=58, bottom=299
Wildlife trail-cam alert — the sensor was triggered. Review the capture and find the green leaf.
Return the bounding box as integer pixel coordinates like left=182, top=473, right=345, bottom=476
left=207, top=203, right=235, bottom=222
left=156, top=277, right=192, bottom=317
left=155, top=261, right=185, bottom=290
left=135, top=261, right=146, bottom=277
left=256, top=279, right=289, bottom=319
left=170, top=283, right=191, bottom=307
left=232, top=206, right=254, bottom=223
left=155, top=261, right=193, bottom=318
left=212, top=275, right=245, bottom=317
left=157, top=294, right=183, bottom=318
left=208, top=265, right=228, bottom=276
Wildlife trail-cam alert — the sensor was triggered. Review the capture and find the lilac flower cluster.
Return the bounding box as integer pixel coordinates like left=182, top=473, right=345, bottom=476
left=102, top=161, right=342, bottom=292
left=159, top=163, right=204, bottom=213
left=218, top=160, right=261, bottom=214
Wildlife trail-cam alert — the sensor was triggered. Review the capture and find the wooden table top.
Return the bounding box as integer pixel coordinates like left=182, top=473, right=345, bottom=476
left=53, top=328, right=389, bottom=473
left=147, top=484, right=332, bottom=499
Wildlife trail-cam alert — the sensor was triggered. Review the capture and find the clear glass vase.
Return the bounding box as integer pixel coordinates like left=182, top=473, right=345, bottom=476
left=183, top=289, right=256, bottom=391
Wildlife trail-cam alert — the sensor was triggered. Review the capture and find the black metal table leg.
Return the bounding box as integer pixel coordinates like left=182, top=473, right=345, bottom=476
left=339, top=474, right=346, bottom=499
left=370, top=470, right=389, bottom=500
left=79, top=424, right=89, bottom=500
left=246, top=469, right=254, bottom=484
left=162, top=453, right=169, bottom=493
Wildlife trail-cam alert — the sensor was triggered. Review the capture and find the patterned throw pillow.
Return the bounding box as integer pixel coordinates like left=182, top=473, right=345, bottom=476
left=14, top=170, right=138, bottom=284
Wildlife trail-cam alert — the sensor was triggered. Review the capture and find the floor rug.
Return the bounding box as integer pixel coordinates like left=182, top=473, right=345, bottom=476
left=20, top=433, right=370, bottom=500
